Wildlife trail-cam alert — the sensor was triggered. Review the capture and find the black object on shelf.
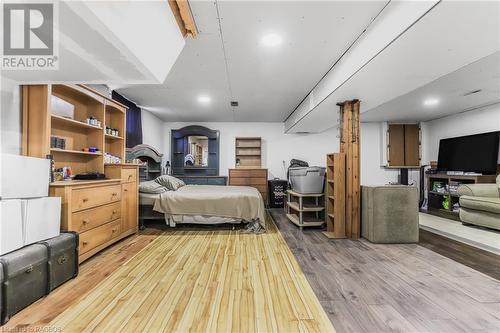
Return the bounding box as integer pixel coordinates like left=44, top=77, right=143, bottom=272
left=268, top=179, right=288, bottom=208
left=73, top=172, right=106, bottom=180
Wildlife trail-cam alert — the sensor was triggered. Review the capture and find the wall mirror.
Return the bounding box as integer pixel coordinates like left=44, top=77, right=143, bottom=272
left=186, top=136, right=208, bottom=167
left=171, top=125, right=220, bottom=176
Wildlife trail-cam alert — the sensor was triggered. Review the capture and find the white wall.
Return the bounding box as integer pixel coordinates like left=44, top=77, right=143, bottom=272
left=422, top=103, right=500, bottom=164
left=161, top=121, right=408, bottom=184
left=1, top=78, right=22, bottom=155
left=163, top=122, right=339, bottom=179
left=141, top=110, right=165, bottom=155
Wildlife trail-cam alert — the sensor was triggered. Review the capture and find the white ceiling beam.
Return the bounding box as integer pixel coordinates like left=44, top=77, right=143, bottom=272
left=285, top=1, right=439, bottom=133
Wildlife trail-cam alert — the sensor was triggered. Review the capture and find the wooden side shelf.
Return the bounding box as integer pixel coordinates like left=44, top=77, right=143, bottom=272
left=235, top=137, right=262, bottom=168
left=323, top=153, right=346, bottom=239
left=425, top=173, right=496, bottom=220
left=286, top=190, right=325, bottom=229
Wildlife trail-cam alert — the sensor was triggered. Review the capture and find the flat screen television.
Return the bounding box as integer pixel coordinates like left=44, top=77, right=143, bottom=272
left=437, top=131, right=499, bottom=175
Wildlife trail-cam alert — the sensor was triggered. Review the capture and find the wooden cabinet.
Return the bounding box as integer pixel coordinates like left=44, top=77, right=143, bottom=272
left=229, top=168, right=268, bottom=202
left=387, top=124, right=421, bottom=167
left=50, top=179, right=135, bottom=263
left=104, top=164, right=139, bottom=235
left=324, top=153, right=346, bottom=238
left=23, top=84, right=138, bottom=263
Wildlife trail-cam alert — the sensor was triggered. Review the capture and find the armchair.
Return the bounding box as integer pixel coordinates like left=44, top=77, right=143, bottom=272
left=457, top=175, right=500, bottom=230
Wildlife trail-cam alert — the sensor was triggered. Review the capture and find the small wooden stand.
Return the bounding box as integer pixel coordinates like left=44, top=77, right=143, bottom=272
left=323, top=153, right=346, bottom=239
left=286, top=190, right=325, bottom=229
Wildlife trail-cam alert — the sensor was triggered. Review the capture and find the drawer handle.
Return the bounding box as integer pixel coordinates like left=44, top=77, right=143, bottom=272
left=112, top=228, right=118, bottom=233
left=82, top=198, right=89, bottom=203
left=128, top=175, right=133, bottom=179
left=124, top=189, right=128, bottom=192
left=25, top=265, right=33, bottom=274
left=112, top=193, right=118, bottom=196
left=82, top=219, right=90, bottom=225
left=82, top=241, right=89, bottom=246
left=112, top=210, right=117, bottom=215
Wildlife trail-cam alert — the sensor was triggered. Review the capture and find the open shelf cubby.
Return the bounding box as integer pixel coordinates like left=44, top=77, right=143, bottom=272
left=235, top=137, right=262, bottom=168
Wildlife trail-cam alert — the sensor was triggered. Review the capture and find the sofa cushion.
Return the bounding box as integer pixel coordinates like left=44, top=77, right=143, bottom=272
left=459, top=195, right=500, bottom=214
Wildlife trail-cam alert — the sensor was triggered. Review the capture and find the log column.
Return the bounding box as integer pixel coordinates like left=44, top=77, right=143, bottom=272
left=338, top=100, right=361, bottom=239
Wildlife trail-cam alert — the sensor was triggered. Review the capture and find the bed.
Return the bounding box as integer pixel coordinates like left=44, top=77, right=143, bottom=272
left=140, top=185, right=266, bottom=229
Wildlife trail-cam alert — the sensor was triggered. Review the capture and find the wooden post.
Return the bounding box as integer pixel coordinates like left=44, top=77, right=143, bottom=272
left=338, top=100, right=361, bottom=239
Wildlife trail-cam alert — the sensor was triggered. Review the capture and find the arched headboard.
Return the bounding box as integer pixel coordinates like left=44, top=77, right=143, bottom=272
left=126, top=144, right=163, bottom=181
left=171, top=125, right=220, bottom=176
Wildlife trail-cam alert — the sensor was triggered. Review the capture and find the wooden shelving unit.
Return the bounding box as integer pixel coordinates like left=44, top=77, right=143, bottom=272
left=22, top=84, right=127, bottom=175
left=425, top=173, right=496, bottom=221
left=235, top=137, right=262, bottom=168
left=286, top=190, right=325, bottom=229
left=323, top=153, right=346, bottom=239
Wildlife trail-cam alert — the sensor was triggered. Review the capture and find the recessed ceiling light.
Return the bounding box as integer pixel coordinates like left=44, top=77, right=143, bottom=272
left=198, top=95, right=211, bottom=104
left=261, top=33, right=282, bottom=47
left=423, top=98, right=439, bottom=107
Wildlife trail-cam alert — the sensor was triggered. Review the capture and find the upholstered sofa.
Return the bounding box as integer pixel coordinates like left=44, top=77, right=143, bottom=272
left=458, top=175, right=500, bottom=231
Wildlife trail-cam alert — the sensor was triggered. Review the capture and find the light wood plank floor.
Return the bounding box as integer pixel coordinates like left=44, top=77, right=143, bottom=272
left=44, top=222, right=334, bottom=333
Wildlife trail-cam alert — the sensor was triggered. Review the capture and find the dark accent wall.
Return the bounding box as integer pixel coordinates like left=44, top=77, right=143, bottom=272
left=112, top=91, right=142, bottom=148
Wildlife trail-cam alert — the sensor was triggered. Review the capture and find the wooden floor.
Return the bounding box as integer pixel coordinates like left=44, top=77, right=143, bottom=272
left=270, top=209, right=500, bottom=333
left=419, top=228, right=500, bottom=280
left=6, top=220, right=334, bottom=333
left=6, top=211, right=500, bottom=333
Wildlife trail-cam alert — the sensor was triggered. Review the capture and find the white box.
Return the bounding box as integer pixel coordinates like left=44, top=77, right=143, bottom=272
left=1, top=154, right=50, bottom=199
left=51, top=95, right=75, bottom=119
left=0, top=200, right=25, bottom=255
left=23, top=197, right=61, bottom=245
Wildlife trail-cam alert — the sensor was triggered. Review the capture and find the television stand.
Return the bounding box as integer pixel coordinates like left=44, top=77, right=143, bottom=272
left=424, top=173, right=496, bottom=220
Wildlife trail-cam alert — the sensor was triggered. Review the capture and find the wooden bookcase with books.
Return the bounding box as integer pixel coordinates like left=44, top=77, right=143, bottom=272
left=323, top=153, right=346, bottom=239
left=235, top=137, right=262, bottom=168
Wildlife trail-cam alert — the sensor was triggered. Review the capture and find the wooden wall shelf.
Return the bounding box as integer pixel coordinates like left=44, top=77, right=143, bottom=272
left=235, top=137, right=262, bottom=168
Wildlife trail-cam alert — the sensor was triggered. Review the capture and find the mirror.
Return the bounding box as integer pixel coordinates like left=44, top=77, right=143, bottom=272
left=186, top=136, right=208, bottom=167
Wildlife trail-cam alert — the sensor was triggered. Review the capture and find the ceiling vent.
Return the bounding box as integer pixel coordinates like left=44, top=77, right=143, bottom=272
left=463, top=89, right=482, bottom=96
left=230, top=101, right=239, bottom=107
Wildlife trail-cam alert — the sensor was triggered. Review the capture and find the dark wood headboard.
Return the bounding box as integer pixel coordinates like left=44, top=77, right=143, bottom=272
left=126, top=144, right=163, bottom=181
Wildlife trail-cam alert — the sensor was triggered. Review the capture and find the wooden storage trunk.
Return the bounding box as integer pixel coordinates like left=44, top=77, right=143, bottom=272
left=0, top=244, right=48, bottom=324
left=39, top=232, right=79, bottom=292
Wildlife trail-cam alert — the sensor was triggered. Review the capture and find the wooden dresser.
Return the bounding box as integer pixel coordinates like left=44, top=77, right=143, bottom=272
left=229, top=168, right=268, bottom=203
left=49, top=172, right=138, bottom=263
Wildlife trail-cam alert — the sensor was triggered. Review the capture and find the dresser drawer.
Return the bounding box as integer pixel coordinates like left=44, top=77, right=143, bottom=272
left=122, top=168, right=137, bottom=183
left=79, top=220, right=121, bottom=254
left=249, top=177, right=267, bottom=185
left=71, top=202, right=121, bottom=233
left=71, top=185, right=121, bottom=212
left=249, top=169, right=267, bottom=178
left=230, top=177, right=250, bottom=186
left=207, top=177, right=227, bottom=186
left=229, top=170, right=250, bottom=178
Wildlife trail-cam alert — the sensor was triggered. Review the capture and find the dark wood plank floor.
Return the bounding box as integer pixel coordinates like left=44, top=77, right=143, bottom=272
left=419, top=229, right=500, bottom=280
left=270, top=208, right=500, bottom=333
